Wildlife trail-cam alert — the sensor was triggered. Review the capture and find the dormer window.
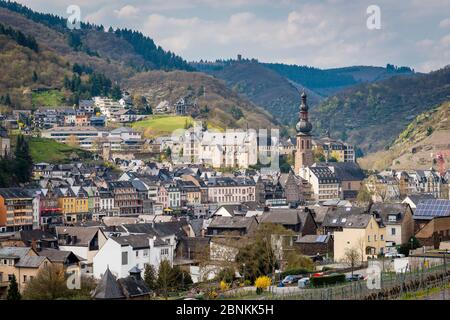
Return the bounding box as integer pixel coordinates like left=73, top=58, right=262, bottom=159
left=388, top=215, right=397, bottom=222
left=341, top=218, right=347, bottom=223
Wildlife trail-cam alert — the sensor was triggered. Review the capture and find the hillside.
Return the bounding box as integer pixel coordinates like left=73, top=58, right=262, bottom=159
left=310, top=66, right=450, bottom=153
left=267, top=63, right=415, bottom=97
left=359, top=101, right=450, bottom=171
left=124, top=71, right=277, bottom=131
left=0, top=1, right=278, bottom=131
left=192, top=59, right=415, bottom=126
left=192, top=60, right=322, bottom=125
left=0, top=1, right=192, bottom=73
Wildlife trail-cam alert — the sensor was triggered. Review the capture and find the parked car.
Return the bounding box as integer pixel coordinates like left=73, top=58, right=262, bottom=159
left=282, top=275, right=304, bottom=285
left=346, top=274, right=364, bottom=282
left=298, top=277, right=310, bottom=288
left=385, top=252, right=406, bottom=258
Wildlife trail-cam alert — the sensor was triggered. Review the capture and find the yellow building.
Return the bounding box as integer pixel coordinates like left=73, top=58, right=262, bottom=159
left=57, top=187, right=89, bottom=223
left=334, top=214, right=386, bottom=262
left=0, top=247, right=52, bottom=292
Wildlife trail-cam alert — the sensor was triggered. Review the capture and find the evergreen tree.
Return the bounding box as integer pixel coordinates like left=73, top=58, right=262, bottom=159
left=14, top=135, right=33, bottom=183
left=144, top=264, right=157, bottom=290
left=110, top=84, right=122, bottom=100
left=6, top=275, right=21, bottom=300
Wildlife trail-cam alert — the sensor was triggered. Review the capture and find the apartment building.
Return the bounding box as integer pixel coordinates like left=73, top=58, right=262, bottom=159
left=0, top=188, right=34, bottom=232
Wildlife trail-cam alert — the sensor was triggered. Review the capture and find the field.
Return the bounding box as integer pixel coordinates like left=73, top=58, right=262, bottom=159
left=31, top=90, right=65, bottom=107
left=28, top=137, right=91, bottom=163
left=132, top=115, right=194, bottom=138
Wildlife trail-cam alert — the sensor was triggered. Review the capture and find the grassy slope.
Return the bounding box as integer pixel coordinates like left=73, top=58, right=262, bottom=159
left=359, top=101, right=450, bottom=171
left=132, top=115, right=193, bottom=138
left=31, top=90, right=65, bottom=107
left=28, top=137, right=91, bottom=163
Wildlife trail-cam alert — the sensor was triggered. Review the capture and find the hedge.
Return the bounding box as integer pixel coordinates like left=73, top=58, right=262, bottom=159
left=281, top=268, right=311, bottom=278
left=310, top=274, right=346, bottom=287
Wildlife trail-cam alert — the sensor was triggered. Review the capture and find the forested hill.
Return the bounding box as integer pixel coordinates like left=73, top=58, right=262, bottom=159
left=0, top=0, right=192, bottom=71
left=310, top=66, right=450, bottom=154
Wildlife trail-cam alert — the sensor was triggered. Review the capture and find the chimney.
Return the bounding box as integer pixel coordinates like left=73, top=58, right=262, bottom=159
left=31, top=239, right=37, bottom=252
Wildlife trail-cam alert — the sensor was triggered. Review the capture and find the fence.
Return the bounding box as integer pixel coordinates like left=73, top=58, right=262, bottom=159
left=268, top=263, right=450, bottom=300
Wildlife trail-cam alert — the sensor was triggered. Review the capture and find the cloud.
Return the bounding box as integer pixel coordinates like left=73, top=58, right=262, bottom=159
left=114, top=5, right=139, bottom=19
left=11, top=0, right=450, bottom=72
left=440, top=18, right=450, bottom=28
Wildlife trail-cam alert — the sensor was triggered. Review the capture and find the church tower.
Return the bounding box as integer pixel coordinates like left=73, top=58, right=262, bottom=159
left=294, top=91, right=313, bottom=174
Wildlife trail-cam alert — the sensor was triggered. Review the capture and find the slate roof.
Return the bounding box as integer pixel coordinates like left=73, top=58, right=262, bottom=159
left=0, top=247, right=31, bottom=259
left=39, top=248, right=82, bottom=263
left=0, top=188, right=33, bottom=199
left=208, top=216, right=257, bottom=229
left=18, top=230, right=57, bottom=243
left=113, top=234, right=151, bottom=249
left=91, top=268, right=125, bottom=300
left=56, top=226, right=101, bottom=247
left=321, top=206, right=368, bottom=228
left=15, top=255, right=47, bottom=268
left=370, top=203, right=409, bottom=225
left=404, top=194, right=436, bottom=206
left=259, top=208, right=309, bottom=226
left=318, top=162, right=365, bottom=181
left=118, top=276, right=151, bottom=298
left=296, top=234, right=331, bottom=244
left=309, top=167, right=340, bottom=184
left=308, top=205, right=335, bottom=225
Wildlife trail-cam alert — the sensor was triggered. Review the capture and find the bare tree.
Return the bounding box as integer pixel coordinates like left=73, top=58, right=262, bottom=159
left=342, top=248, right=361, bottom=277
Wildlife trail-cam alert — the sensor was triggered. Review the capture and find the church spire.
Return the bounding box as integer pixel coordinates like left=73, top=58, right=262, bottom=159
left=295, top=91, right=312, bottom=134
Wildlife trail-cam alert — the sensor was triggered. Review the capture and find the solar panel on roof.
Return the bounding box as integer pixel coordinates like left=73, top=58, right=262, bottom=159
left=414, top=199, right=450, bottom=217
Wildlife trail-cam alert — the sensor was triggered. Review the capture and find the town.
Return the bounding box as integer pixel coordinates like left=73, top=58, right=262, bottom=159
left=0, top=90, right=449, bottom=300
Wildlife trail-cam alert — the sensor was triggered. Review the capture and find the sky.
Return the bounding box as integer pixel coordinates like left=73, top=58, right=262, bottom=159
left=13, top=0, right=450, bottom=72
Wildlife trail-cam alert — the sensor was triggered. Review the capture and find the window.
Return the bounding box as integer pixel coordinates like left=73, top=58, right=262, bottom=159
left=381, top=235, right=384, bottom=241
left=23, top=275, right=27, bottom=282
left=143, top=249, right=149, bottom=257
left=367, top=235, right=370, bottom=242
left=122, top=252, right=128, bottom=265
left=391, top=228, right=396, bottom=235
left=136, top=250, right=139, bottom=257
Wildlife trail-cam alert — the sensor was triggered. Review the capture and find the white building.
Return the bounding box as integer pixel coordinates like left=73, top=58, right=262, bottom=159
left=164, top=127, right=258, bottom=169
left=300, top=166, right=341, bottom=201
left=93, top=234, right=174, bottom=279
left=93, top=97, right=123, bottom=119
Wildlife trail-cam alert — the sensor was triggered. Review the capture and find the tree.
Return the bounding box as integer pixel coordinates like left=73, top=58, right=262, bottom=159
left=144, top=264, right=157, bottom=290
left=356, top=186, right=373, bottom=205
left=216, top=267, right=235, bottom=283
left=22, top=264, right=70, bottom=300
left=14, top=135, right=33, bottom=183
left=171, top=265, right=192, bottom=291
left=110, top=84, right=122, bottom=100
left=236, top=223, right=291, bottom=282
left=156, top=260, right=174, bottom=299
left=342, top=248, right=361, bottom=276
left=285, top=251, right=314, bottom=271
left=6, top=275, right=21, bottom=300
left=67, top=134, right=79, bottom=147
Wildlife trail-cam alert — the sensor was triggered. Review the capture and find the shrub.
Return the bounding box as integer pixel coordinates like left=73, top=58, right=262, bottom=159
left=310, top=274, right=346, bottom=287
left=219, top=281, right=230, bottom=291
left=254, top=276, right=271, bottom=294
left=280, top=268, right=311, bottom=278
